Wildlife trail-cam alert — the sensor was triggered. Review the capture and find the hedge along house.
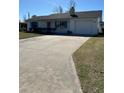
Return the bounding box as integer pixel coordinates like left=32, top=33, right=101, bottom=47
left=26, top=10, right=102, bottom=35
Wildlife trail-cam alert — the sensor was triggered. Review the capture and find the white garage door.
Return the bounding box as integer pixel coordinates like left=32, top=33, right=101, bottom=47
left=75, top=20, right=97, bottom=35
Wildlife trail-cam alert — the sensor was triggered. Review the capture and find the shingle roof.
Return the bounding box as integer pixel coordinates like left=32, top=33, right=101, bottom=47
left=28, top=10, right=102, bottom=21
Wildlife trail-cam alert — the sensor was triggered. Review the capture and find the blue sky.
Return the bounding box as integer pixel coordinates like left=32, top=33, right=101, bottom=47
left=19, top=0, right=104, bottom=20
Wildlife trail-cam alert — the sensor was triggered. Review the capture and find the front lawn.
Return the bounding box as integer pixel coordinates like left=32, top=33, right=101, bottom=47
left=19, top=32, right=42, bottom=39
left=73, top=37, right=104, bottom=93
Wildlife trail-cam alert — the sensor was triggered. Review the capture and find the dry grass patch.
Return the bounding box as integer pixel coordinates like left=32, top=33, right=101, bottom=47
left=73, top=37, right=104, bottom=93
left=19, top=32, right=42, bottom=39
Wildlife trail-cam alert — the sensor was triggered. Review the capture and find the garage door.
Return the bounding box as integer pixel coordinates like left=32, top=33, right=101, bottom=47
left=75, top=20, right=97, bottom=35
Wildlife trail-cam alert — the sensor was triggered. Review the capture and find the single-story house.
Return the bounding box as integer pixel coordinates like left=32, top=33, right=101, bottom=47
left=26, top=10, right=102, bottom=35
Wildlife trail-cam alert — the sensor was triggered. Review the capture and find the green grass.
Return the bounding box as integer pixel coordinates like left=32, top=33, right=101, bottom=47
left=73, top=37, right=104, bottom=93
left=19, top=32, right=42, bottom=39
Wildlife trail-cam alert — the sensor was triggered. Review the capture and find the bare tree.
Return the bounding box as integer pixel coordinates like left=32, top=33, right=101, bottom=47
left=53, top=7, right=58, bottom=13
left=28, top=12, right=30, bottom=19
left=67, top=0, right=77, bottom=16
left=53, top=6, right=63, bottom=14
left=23, top=15, right=26, bottom=22
left=59, top=6, right=63, bottom=13
left=68, top=0, right=76, bottom=10
left=65, top=0, right=76, bottom=13
left=70, top=0, right=75, bottom=7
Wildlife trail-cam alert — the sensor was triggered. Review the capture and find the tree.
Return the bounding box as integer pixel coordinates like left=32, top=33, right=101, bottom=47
left=58, top=6, right=63, bottom=13
left=68, top=0, right=77, bottom=16
left=28, top=12, right=30, bottom=19
left=53, top=6, right=63, bottom=14
left=65, top=0, right=76, bottom=13
left=68, top=0, right=76, bottom=10
left=23, top=15, right=26, bottom=22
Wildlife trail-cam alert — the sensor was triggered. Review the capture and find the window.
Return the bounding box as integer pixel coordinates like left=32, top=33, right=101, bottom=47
left=62, top=21, right=67, bottom=28
left=55, top=21, right=67, bottom=29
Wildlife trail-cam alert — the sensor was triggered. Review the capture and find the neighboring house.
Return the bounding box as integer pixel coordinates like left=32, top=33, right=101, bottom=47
left=19, top=22, right=27, bottom=31
left=26, top=10, right=102, bottom=35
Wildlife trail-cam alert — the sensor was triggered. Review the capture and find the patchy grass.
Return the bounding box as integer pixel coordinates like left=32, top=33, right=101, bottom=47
left=73, top=37, right=104, bottom=93
left=19, top=32, right=42, bottom=39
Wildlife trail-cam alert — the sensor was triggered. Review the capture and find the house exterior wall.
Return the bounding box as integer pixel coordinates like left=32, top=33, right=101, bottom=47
left=69, top=20, right=75, bottom=32
left=27, top=20, right=70, bottom=33
left=27, top=17, right=100, bottom=35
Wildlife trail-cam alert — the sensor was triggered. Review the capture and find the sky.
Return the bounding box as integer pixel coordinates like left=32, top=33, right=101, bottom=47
left=19, top=0, right=104, bottom=20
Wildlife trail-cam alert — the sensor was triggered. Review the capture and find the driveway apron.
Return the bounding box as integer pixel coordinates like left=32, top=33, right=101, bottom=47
left=20, top=35, right=89, bottom=93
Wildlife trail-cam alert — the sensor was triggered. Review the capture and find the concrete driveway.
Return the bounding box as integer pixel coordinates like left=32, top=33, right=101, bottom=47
left=20, top=35, right=89, bottom=93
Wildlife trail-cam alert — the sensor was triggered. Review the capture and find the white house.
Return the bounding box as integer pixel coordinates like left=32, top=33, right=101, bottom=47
left=26, top=10, right=102, bottom=35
